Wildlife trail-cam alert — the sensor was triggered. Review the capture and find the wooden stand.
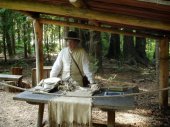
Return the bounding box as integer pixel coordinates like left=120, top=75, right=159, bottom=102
left=32, top=66, right=52, bottom=86
left=11, top=67, right=23, bottom=75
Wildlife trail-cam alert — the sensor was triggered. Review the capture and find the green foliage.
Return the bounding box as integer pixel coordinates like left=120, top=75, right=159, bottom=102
left=13, top=59, right=29, bottom=68
left=146, top=38, right=156, bottom=61
left=101, top=32, right=110, bottom=56
left=0, top=9, right=158, bottom=65
left=88, top=54, right=99, bottom=73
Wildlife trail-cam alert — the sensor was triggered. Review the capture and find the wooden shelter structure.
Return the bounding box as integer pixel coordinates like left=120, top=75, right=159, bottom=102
left=0, top=0, right=169, bottom=109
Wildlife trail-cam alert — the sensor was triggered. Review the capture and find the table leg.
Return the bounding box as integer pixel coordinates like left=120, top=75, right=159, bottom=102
left=37, top=103, right=45, bottom=127
left=107, top=110, right=115, bottom=127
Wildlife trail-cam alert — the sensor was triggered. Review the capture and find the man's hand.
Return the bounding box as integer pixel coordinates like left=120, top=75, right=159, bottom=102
left=90, top=83, right=100, bottom=92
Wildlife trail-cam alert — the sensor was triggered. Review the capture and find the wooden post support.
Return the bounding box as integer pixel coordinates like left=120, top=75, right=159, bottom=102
left=33, top=19, right=44, bottom=84
left=107, top=110, right=115, bottom=127
left=31, top=68, right=36, bottom=87
left=159, top=38, right=169, bottom=109
left=37, top=103, right=45, bottom=127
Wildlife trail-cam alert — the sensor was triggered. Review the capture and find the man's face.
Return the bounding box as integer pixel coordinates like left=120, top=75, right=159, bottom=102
left=67, top=39, right=78, bottom=50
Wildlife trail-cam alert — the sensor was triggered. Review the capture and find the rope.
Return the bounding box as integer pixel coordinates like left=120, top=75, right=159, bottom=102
left=1, top=81, right=170, bottom=98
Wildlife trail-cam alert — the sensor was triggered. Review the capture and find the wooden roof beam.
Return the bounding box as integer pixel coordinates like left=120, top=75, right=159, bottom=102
left=137, top=0, right=170, bottom=5
left=0, top=0, right=170, bottom=31
left=69, top=0, right=87, bottom=8
left=39, top=18, right=164, bottom=39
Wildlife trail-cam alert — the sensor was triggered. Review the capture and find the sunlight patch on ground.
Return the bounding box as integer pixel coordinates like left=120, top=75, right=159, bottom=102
left=92, top=109, right=152, bottom=126
left=116, top=112, right=151, bottom=125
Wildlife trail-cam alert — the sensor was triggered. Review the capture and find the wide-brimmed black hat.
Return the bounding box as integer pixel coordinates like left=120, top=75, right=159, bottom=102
left=65, top=31, right=80, bottom=41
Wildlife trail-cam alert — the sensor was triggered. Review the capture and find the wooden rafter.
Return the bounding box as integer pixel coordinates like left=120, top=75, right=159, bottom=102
left=38, top=18, right=164, bottom=39
left=137, top=0, right=170, bottom=5
left=0, top=0, right=170, bottom=31
left=87, top=1, right=170, bottom=22
left=92, top=0, right=170, bottom=11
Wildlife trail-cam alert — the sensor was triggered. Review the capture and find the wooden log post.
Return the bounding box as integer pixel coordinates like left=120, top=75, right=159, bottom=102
left=159, top=38, right=169, bottom=109
left=33, top=19, right=44, bottom=84
left=37, top=103, right=45, bottom=127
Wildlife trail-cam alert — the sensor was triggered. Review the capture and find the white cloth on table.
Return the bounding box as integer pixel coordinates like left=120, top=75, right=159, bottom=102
left=33, top=77, right=61, bottom=92
left=48, top=88, right=92, bottom=127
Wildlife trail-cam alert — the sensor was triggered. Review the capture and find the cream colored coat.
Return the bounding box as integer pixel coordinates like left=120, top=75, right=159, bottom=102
left=50, top=47, right=94, bottom=86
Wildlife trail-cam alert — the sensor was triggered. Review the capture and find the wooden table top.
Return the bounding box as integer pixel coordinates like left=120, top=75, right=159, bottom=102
left=0, top=74, right=23, bottom=81
left=13, top=89, right=136, bottom=110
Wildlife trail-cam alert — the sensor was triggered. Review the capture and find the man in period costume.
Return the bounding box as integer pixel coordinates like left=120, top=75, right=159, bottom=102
left=50, top=31, right=94, bottom=86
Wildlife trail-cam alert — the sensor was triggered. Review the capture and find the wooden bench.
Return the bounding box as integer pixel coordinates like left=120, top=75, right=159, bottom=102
left=0, top=74, right=23, bottom=91
left=32, top=66, right=52, bottom=86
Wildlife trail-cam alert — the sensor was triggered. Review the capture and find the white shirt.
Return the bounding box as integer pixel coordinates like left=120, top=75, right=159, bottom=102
left=50, top=47, right=94, bottom=86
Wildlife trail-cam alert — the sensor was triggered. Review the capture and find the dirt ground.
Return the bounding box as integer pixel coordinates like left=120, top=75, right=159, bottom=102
left=0, top=60, right=170, bottom=127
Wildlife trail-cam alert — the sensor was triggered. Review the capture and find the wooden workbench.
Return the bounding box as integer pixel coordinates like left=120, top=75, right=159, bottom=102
left=13, top=88, right=136, bottom=127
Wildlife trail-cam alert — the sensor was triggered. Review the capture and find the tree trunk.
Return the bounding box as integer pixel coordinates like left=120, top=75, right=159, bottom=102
left=107, top=33, right=121, bottom=59
left=88, top=21, right=102, bottom=72
left=6, top=30, right=13, bottom=57
left=94, top=31, right=102, bottom=72
left=123, top=35, right=135, bottom=59
left=58, top=26, right=62, bottom=50
left=2, top=26, right=7, bottom=62
left=11, top=20, right=16, bottom=55
left=23, top=23, right=28, bottom=58
left=135, top=37, right=149, bottom=66
left=17, top=23, right=21, bottom=44
left=63, top=18, right=69, bottom=48
left=3, top=10, right=13, bottom=57
left=123, top=35, right=136, bottom=65
left=27, top=23, right=32, bottom=55
left=79, top=20, right=89, bottom=52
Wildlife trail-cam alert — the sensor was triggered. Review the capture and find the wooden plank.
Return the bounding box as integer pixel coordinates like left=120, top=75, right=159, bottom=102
left=88, top=3, right=170, bottom=22
left=0, top=74, right=22, bottom=81
left=0, top=0, right=170, bottom=31
left=91, top=0, right=170, bottom=11
left=137, top=0, right=170, bottom=5
left=159, top=38, right=169, bottom=109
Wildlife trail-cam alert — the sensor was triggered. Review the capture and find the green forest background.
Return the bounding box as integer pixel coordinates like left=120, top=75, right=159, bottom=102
left=0, top=9, right=163, bottom=72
